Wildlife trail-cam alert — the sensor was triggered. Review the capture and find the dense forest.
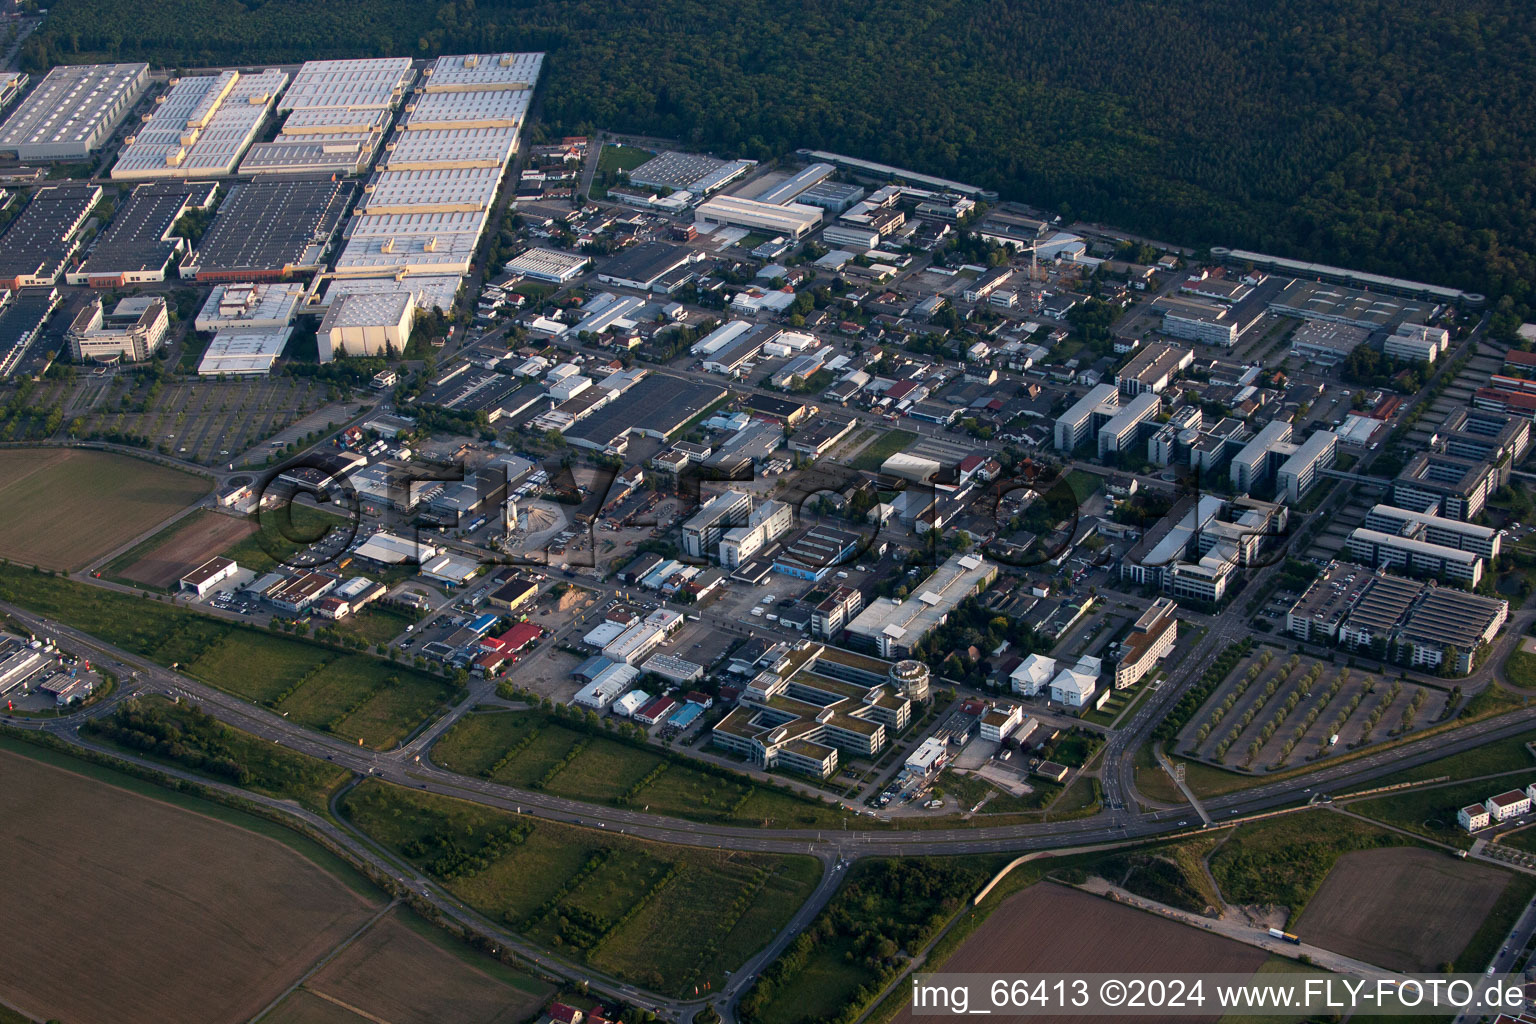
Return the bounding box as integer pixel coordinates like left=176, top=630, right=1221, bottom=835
left=24, top=0, right=1536, bottom=302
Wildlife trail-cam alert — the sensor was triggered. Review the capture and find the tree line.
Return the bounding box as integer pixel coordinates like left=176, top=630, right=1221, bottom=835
left=22, top=0, right=1536, bottom=305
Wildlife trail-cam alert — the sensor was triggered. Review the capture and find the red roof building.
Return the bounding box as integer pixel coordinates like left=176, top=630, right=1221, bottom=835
left=496, top=621, right=543, bottom=653
left=633, top=695, right=678, bottom=726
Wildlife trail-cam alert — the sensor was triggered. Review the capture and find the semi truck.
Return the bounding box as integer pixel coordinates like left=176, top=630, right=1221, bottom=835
left=1267, top=928, right=1301, bottom=944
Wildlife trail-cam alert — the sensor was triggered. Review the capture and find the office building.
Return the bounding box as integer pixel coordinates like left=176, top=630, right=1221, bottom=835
left=1393, top=453, right=1495, bottom=521
left=1286, top=561, right=1507, bottom=675
left=0, top=63, right=149, bottom=160
left=1383, top=321, right=1451, bottom=364
left=680, top=490, right=753, bottom=559
left=1054, top=382, right=1119, bottom=451
left=1152, top=296, right=1240, bottom=346
left=717, top=499, right=793, bottom=567
left=1346, top=527, right=1483, bottom=585
left=1112, top=598, right=1179, bottom=688
left=1116, top=342, right=1193, bottom=396
left=710, top=643, right=909, bottom=778
left=1097, top=391, right=1161, bottom=457
left=1362, top=504, right=1500, bottom=559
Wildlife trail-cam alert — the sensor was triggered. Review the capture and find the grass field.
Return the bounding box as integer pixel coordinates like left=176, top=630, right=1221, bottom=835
left=0, top=566, right=458, bottom=748
left=341, top=778, right=821, bottom=996
left=1295, top=847, right=1510, bottom=971
left=890, top=883, right=1267, bottom=1024
left=0, top=448, right=209, bottom=570
left=1208, top=811, right=1409, bottom=921
left=113, top=508, right=256, bottom=589
left=81, top=697, right=350, bottom=811
left=848, top=429, right=919, bottom=471
left=742, top=856, right=1009, bottom=1024
left=264, top=907, right=551, bottom=1024
left=0, top=747, right=380, bottom=1024
left=220, top=500, right=358, bottom=575
left=1505, top=649, right=1536, bottom=687
left=431, top=708, right=850, bottom=827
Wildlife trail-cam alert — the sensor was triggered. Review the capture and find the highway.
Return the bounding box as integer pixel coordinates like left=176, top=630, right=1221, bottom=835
left=9, top=599, right=1536, bottom=858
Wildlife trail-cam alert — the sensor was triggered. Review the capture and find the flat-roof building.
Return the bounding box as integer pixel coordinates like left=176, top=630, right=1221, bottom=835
left=561, top=372, right=726, bottom=454
left=0, top=288, right=63, bottom=380
left=67, top=295, right=169, bottom=363
left=629, top=150, right=753, bottom=194
left=754, top=163, right=834, bottom=205
left=1362, top=504, right=1500, bottom=559
left=319, top=290, right=416, bottom=362
left=845, top=553, right=996, bottom=658
left=1346, top=527, right=1483, bottom=585
left=183, top=178, right=356, bottom=281
left=71, top=181, right=217, bottom=286
left=1289, top=320, right=1369, bottom=367
left=1116, top=342, right=1193, bottom=396
left=595, top=242, right=696, bottom=291
left=0, top=63, right=149, bottom=160
left=112, top=69, right=288, bottom=179
left=1393, top=453, right=1495, bottom=521
left=1054, top=382, right=1120, bottom=451
left=1287, top=561, right=1507, bottom=675
left=504, top=246, right=589, bottom=283
left=696, top=195, right=823, bottom=239
left=0, top=184, right=101, bottom=289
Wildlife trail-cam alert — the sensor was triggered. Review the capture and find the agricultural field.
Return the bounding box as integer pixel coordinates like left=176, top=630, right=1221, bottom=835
left=340, top=778, right=821, bottom=997
left=0, top=747, right=380, bottom=1024
left=262, top=908, right=551, bottom=1024
left=1296, top=848, right=1510, bottom=971
left=60, top=373, right=338, bottom=466
left=104, top=507, right=256, bottom=588
left=0, top=566, right=459, bottom=748
left=431, top=707, right=851, bottom=828
left=891, top=883, right=1267, bottom=1024
left=0, top=448, right=209, bottom=570
left=1178, top=649, right=1447, bottom=772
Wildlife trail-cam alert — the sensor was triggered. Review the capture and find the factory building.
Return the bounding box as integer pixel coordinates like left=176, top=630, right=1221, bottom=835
left=695, top=194, right=823, bottom=239
left=0, top=63, right=149, bottom=160
left=112, top=69, right=288, bottom=179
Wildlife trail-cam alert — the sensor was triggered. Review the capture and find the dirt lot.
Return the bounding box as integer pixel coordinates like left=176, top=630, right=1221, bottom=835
left=290, top=909, right=550, bottom=1024
left=120, top=508, right=256, bottom=588
left=0, top=748, right=380, bottom=1024
left=1296, top=847, right=1509, bottom=971
left=0, top=448, right=209, bottom=570
left=895, top=883, right=1266, bottom=1024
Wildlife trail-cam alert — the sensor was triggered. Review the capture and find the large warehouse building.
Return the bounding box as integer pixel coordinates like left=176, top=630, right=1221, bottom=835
left=0, top=63, right=149, bottom=161
left=182, top=177, right=357, bottom=281
left=112, top=69, right=288, bottom=180
left=0, top=184, right=102, bottom=290
left=318, top=290, right=417, bottom=362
